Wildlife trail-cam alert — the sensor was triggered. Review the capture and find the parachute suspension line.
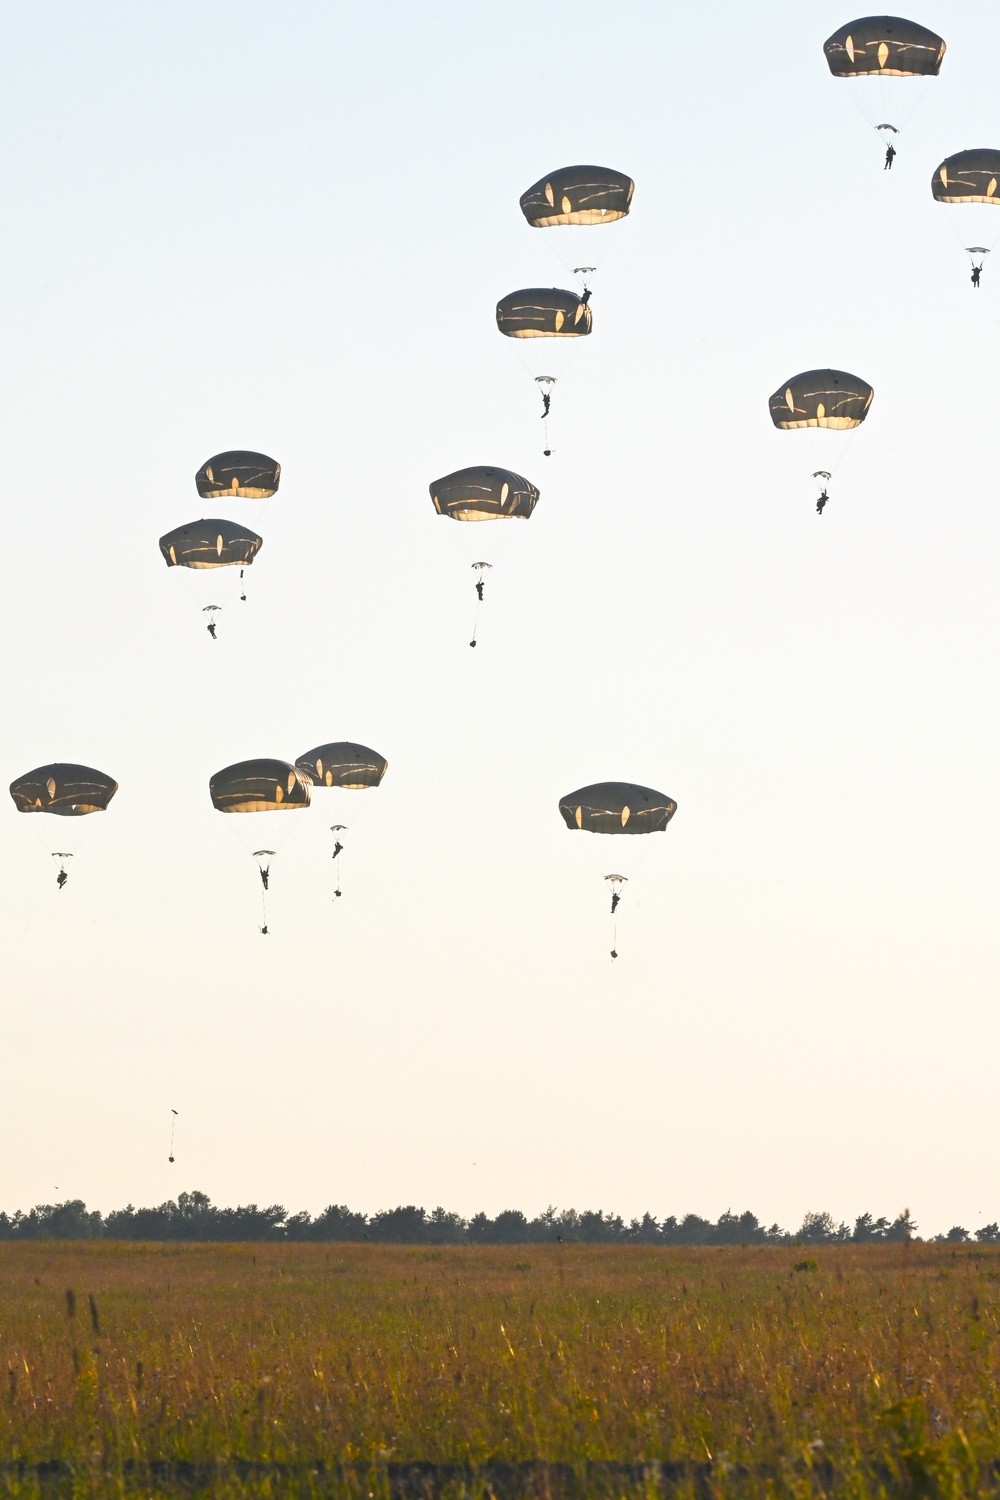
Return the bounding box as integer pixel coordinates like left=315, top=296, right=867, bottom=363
left=469, top=562, right=491, bottom=648
left=330, top=827, right=345, bottom=901
left=254, top=850, right=274, bottom=934
left=605, top=874, right=626, bottom=960
left=537, top=376, right=556, bottom=457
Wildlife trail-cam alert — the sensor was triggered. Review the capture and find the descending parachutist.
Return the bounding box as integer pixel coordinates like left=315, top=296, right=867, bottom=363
left=475, top=577, right=484, bottom=602
left=207, top=619, right=217, bottom=639
left=540, top=390, right=551, bottom=419
left=56, top=867, right=68, bottom=891
left=331, top=841, right=343, bottom=860
left=333, top=888, right=342, bottom=900
left=972, top=265, right=982, bottom=288
left=259, top=864, right=269, bottom=891
left=610, top=949, right=618, bottom=961
left=816, top=490, right=829, bottom=516
left=168, top=1109, right=178, bottom=1163
left=884, top=143, right=896, bottom=170
left=259, top=924, right=269, bottom=935
left=610, top=889, right=620, bottom=915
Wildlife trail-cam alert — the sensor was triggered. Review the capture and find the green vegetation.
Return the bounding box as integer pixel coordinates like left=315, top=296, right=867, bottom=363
left=1, top=1242, right=999, bottom=1495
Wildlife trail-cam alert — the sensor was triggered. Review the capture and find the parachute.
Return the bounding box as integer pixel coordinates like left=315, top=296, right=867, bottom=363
left=159, top=519, right=263, bottom=634
left=496, top=290, right=592, bottom=453
left=209, top=759, right=311, bottom=931
left=195, top=451, right=280, bottom=500
left=295, top=742, right=388, bottom=900
left=520, top=166, right=634, bottom=228
left=931, top=150, right=1000, bottom=281
left=519, top=166, right=633, bottom=291
left=159, top=519, right=262, bottom=569
left=429, top=467, right=540, bottom=645
left=559, top=781, right=677, bottom=958
left=768, top=369, right=874, bottom=512
left=10, top=763, right=118, bottom=889
left=823, top=16, right=945, bottom=157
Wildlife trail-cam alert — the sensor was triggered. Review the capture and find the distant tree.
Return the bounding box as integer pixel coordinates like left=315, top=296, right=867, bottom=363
left=626, top=1213, right=662, bottom=1244
left=714, top=1210, right=768, bottom=1245
left=672, top=1214, right=712, bottom=1245
left=306, top=1204, right=368, bottom=1241
left=578, top=1210, right=625, bottom=1243
left=426, top=1207, right=466, bottom=1244
left=852, top=1213, right=891, bottom=1242
left=470, top=1210, right=528, bottom=1244
left=8, top=1200, right=103, bottom=1240
left=943, top=1226, right=969, bottom=1242
left=885, top=1208, right=917, bottom=1242
left=975, top=1222, right=1000, bottom=1244
left=799, top=1211, right=837, bottom=1244
left=766, top=1223, right=788, bottom=1243
left=367, top=1206, right=427, bottom=1243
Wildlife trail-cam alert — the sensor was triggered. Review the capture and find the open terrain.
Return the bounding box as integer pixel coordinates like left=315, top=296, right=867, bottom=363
left=1, top=1241, right=998, bottom=1496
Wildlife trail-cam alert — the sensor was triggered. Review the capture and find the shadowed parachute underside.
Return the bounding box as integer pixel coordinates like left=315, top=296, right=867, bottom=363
left=559, top=782, right=678, bottom=835
left=295, top=743, right=388, bottom=790
left=823, top=16, right=945, bottom=77
left=519, top=165, right=634, bottom=227
left=496, top=290, right=592, bottom=339
left=768, top=370, right=874, bottom=430
left=10, top=764, right=118, bottom=815
left=158, top=519, right=263, bottom=569
left=430, top=467, right=540, bottom=523
left=932, top=149, right=1000, bottom=203
left=196, top=451, right=281, bottom=500
left=209, top=760, right=311, bottom=814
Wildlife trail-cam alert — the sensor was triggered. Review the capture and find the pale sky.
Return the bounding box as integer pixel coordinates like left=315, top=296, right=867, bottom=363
left=1, top=1, right=997, bottom=1238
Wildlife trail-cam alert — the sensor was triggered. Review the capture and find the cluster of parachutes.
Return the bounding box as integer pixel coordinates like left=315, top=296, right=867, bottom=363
left=16, top=15, right=985, bottom=955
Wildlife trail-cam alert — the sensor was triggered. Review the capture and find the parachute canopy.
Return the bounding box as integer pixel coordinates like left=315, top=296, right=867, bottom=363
left=10, top=764, right=118, bottom=816
left=823, top=16, right=945, bottom=77
left=196, top=451, right=281, bottom=500
left=932, top=149, right=1000, bottom=203
left=496, top=289, right=592, bottom=339
left=519, top=165, right=634, bottom=227
left=430, top=466, right=540, bottom=523
left=209, top=759, right=311, bottom=814
left=559, top=782, right=678, bottom=835
left=295, top=743, right=388, bottom=790
left=159, top=519, right=262, bottom=569
left=769, top=370, right=874, bottom=430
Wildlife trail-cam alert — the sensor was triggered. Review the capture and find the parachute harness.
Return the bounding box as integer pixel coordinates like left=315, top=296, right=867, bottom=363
left=330, top=826, right=346, bottom=900
left=254, top=850, right=274, bottom=933
left=469, top=562, right=491, bottom=648
left=605, top=874, right=627, bottom=959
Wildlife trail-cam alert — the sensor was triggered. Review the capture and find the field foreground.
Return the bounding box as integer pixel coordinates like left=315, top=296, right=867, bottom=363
left=0, top=1241, right=998, bottom=1497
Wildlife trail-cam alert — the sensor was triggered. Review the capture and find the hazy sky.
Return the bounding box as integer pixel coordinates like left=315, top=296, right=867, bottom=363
left=1, top=1, right=997, bottom=1238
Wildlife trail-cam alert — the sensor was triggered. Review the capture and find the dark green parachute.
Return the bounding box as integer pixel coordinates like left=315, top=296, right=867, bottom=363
left=159, top=519, right=262, bottom=569
left=196, top=451, right=280, bottom=500
left=209, top=759, right=311, bottom=814
left=10, top=764, right=118, bottom=815
left=295, top=743, right=388, bottom=790
left=823, top=16, right=945, bottom=77
left=519, top=166, right=634, bottom=227
left=496, top=289, right=592, bottom=339
left=559, top=782, right=678, bottom=835
left=430, top=467, right=539, bottom=522
left=932, top=149, right=1000, bottom=203
left=768, top=370, right=874, bottom=430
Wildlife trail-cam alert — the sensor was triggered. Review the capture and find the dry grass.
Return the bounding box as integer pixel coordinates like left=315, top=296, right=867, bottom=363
left=1, top=1240, right=998, bottom=1495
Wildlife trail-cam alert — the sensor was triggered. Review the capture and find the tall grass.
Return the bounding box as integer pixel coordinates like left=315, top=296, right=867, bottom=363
left=0, top=1242, right=997, bottom=1494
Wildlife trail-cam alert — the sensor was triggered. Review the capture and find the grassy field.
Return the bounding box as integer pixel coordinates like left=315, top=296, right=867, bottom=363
left=1, top=1241, right=998, bottom=1496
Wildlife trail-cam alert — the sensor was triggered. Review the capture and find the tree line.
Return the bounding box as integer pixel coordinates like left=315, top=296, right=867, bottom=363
left=0, top=1193, right=996, bottom=1244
